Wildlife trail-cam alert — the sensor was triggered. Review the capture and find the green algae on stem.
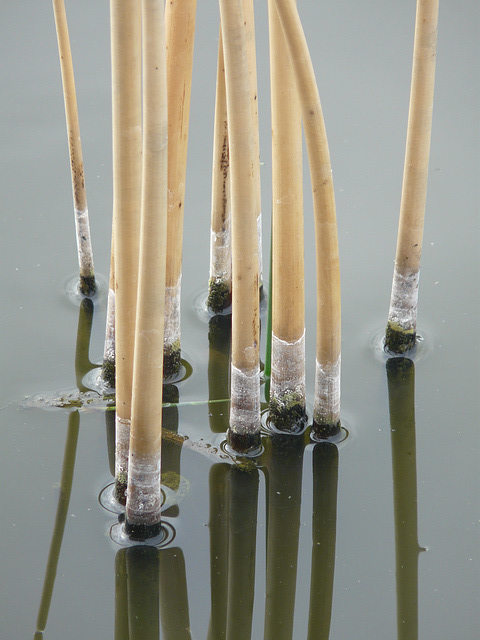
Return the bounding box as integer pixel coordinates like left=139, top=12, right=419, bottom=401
left=163, top=339, right=182, bottom=378
left=207, top=278, right=232, bottom=314
left=385, top=322, right=417, bottom=355
left=268, top=389, right=307, bottom=433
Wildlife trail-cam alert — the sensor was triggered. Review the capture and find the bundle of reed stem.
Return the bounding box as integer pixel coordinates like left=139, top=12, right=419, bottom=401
left=273, top=0, right=342, bottom=438
left=385, top=0, right=439, bottom=354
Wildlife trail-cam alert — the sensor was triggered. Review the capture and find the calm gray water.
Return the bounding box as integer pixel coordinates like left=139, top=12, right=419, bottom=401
left=1, top=1, right=479, bottom=638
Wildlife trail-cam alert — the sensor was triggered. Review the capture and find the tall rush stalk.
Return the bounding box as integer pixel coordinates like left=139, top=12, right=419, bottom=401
left=274, top=0, right=341, bottom=438
left=385, top=0, right=439, bottom=354
left=164, top=0, right=197, bottom=377
left=52, top=0, right=95, bottom=296
left=111, top=0, right=142, bottom=502
left=267, top=0, right=305, bottom=432
left=125, top=0, right=168, bottom=539
left=207, top=28, right=232, bottom=314
left=219, top=0, right=261, bottom=453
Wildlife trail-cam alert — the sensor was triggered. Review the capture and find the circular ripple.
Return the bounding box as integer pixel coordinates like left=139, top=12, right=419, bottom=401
left=99, top=483, right=125, bottom=515
left=64, top=272, right=108, bottom=306
left=371, top=326, right=433, bottom=364
left=110, top=519, right=176, bottom=548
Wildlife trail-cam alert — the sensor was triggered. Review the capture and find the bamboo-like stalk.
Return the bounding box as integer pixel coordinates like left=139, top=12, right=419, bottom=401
left=219, top=0, right=261, bottom=453
left=52, top=0, right=95, bottom=296
left=125, top=0, right=168, bottom=539
left=274, top=0, right=341, bottom=438
left=242, top=0, right=263, bottom=295
left=267, top=0, right=305, bottom=432
left=163, top=0, right=197, bottom=377
left=111, top=0, right=142, bottom=503
left=207, top=28, right=232, bottom=314
left=101, top=232, right=116, bottom=388
left=385, top=0, right=439, bottom=354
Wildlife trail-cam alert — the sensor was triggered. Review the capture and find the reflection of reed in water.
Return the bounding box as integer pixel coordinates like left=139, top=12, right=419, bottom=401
left=226, top=466, right=260, bottom=640
left=208, top=464, right=230, bottom=639
left=208, top=314, right=232, bottom=434
left=387, top=357, right=424, bottom=640
left=308, top=442, right=339, bottom=640
left=115, top=545, right=191, bottom=640
left=34, top=299, right=94, bottom=638
left=263, top=434, right=305, bottom=639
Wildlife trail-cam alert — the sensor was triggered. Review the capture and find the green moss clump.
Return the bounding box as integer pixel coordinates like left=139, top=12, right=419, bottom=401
left=227, top=429, right=262, bottom=456
left=385, top=322, right=416, bottom=355
left=207, top=278, right=231, bottom=313
left=269, top=391, right=307, bottom=433
left=79, top=274, right=96, bottom=297
left=163, top=340, right=181, bottom=378
left=101, top=358, right=116, bottom=388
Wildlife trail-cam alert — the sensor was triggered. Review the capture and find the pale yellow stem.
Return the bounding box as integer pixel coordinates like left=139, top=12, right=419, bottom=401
left=110, top=0, right=142, bottom=496
left=164, top=0, right=197, bottom=370
left=126, top=0, right=168, bottom=531
left=395, top=0, right=439, bottom=276
left=386, top=0, right=439, bottom=352
left=52, top=0, right=95, bottom=294
left=241, top=0, right=263, bottom=287
left=208, top=28, right=232, bottom=312
left=268, top=0, right=305, bottom=428
left=219, top=0, right=261, bottom=446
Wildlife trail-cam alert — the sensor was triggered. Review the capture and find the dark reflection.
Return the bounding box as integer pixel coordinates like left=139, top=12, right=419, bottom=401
left=208, top=464, right=230, bottom=640
left=386, top=357, right=423, bottom=640
left=159, top=548, right=192, bottom=639
left=34, top=410, right=80, bottom=639
left=114, top=535, right=190, bottom=639
left=263, top=434, right=305, bottom=640
left=308, top=442, right=339, bottom=640
left=208, top=314, right=232, bottom=433
left=35, top=299, right=94, bottom=637
left=74, top=297, right=96, bottom=391
left=226, top=466, right=260, bottom=640
left=162, top=384, right=181, bottom=518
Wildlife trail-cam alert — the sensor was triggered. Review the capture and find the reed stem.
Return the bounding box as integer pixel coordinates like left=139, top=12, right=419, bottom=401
left=385, top=0, right=439, bottom=354
left=125, top=0, right=168, bottom=538
left=219, top=0, right=261, bottom=453
left=52, top=0, right=95, bottom=296
left=268, top=0, right=306, bottom=432
left=207, top=28, right=232, bottom=314
left=110, top=0, right=142, bottom=503
left=163, top=0, right=197, bottom=377
left=274, top=0, right=341, bottom=438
